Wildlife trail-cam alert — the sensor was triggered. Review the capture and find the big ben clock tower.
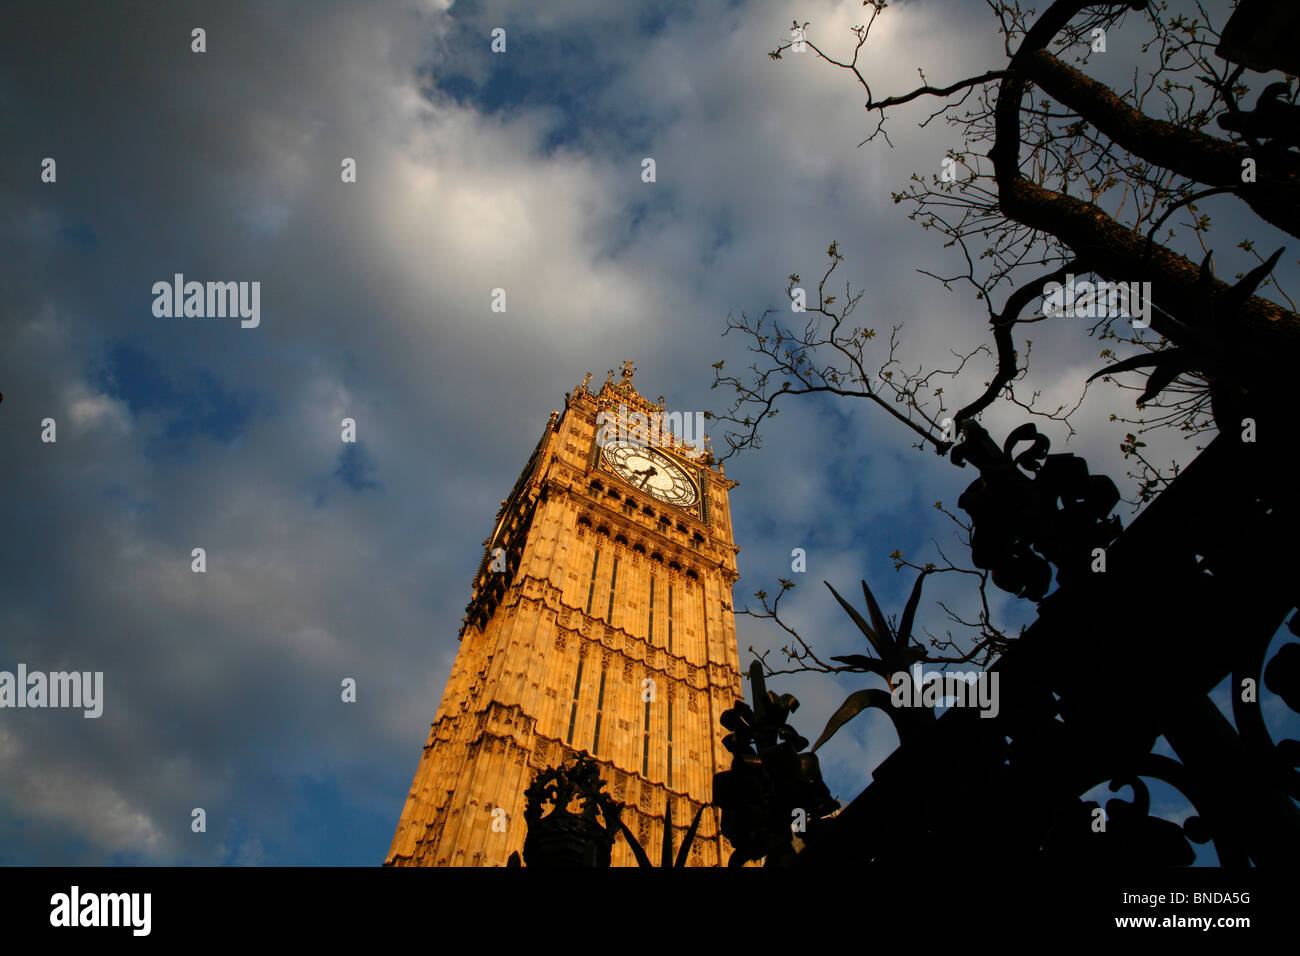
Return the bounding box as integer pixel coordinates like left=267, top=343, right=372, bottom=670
left=386, top=363, right=745, bottom=866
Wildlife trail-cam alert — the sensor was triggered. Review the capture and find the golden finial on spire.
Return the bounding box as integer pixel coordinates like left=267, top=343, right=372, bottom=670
left=620, top=360, right=636, bottom=385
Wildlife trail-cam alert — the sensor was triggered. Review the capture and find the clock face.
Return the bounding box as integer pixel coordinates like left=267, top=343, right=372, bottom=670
left=603, top=441, right=698, bottom=507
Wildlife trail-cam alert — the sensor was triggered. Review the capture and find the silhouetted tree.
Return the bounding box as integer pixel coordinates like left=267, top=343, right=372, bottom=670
left=714, top=0, right=1299, bottom=669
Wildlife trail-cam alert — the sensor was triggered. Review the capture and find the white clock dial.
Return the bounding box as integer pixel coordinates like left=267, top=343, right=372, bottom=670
left=602, top=440, right=698, bottom=506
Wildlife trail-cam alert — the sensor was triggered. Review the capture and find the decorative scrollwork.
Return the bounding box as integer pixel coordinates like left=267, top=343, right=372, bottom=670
left=712, top=662, right=839, bottom=866
left=1040, top=773, right=1201, bottom=866
left=519, top=751, right=623, bottom=867
left=951, top=421, right=1121, bottom=600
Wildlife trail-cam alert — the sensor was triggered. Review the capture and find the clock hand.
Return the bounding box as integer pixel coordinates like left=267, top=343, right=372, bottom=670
left=638, top=466, right=658, bottom=488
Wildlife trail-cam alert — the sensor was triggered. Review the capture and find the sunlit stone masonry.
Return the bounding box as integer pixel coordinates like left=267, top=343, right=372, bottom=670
left=386, top=364, right=745, bottom=866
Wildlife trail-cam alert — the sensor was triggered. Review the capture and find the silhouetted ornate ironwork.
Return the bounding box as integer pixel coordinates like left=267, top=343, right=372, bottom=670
left=712, top=661, right=838, bottom=866
left=513, top=753, right=708, bottom=867
left=783, top=422, right=1300, bottom=868
left=518, top=751, right=623, bottom=867
left=951, top=421, right=1121, bottom=600
left=808, top=572, right=936, bottom=754
left=617, top=801, right=706, bottom=868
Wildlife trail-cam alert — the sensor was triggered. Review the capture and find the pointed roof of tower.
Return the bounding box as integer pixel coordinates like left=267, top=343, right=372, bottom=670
left=572, top=360, right=666, bottom=417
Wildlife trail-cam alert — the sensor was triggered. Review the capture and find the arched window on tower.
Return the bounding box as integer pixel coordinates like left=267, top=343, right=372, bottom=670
left=642, top=695, right=652, bottom=777
left=592, top=663, right=608, bottom=754
left=606, top=556, right=620, bottom=623
left=666, top=696, right=674, bottom=788
left=566, top=655, right=585, bottom=745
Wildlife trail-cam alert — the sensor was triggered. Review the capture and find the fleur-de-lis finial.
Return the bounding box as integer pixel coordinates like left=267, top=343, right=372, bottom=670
left=620, top=360, right=636, bottom=384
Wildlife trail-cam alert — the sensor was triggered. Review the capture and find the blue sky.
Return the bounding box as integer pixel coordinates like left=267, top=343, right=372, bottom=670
left=0, top=0, right=1295, bottom=866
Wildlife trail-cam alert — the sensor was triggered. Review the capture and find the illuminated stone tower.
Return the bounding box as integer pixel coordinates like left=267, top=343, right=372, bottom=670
left=385, top=364, right=745, bottom=867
